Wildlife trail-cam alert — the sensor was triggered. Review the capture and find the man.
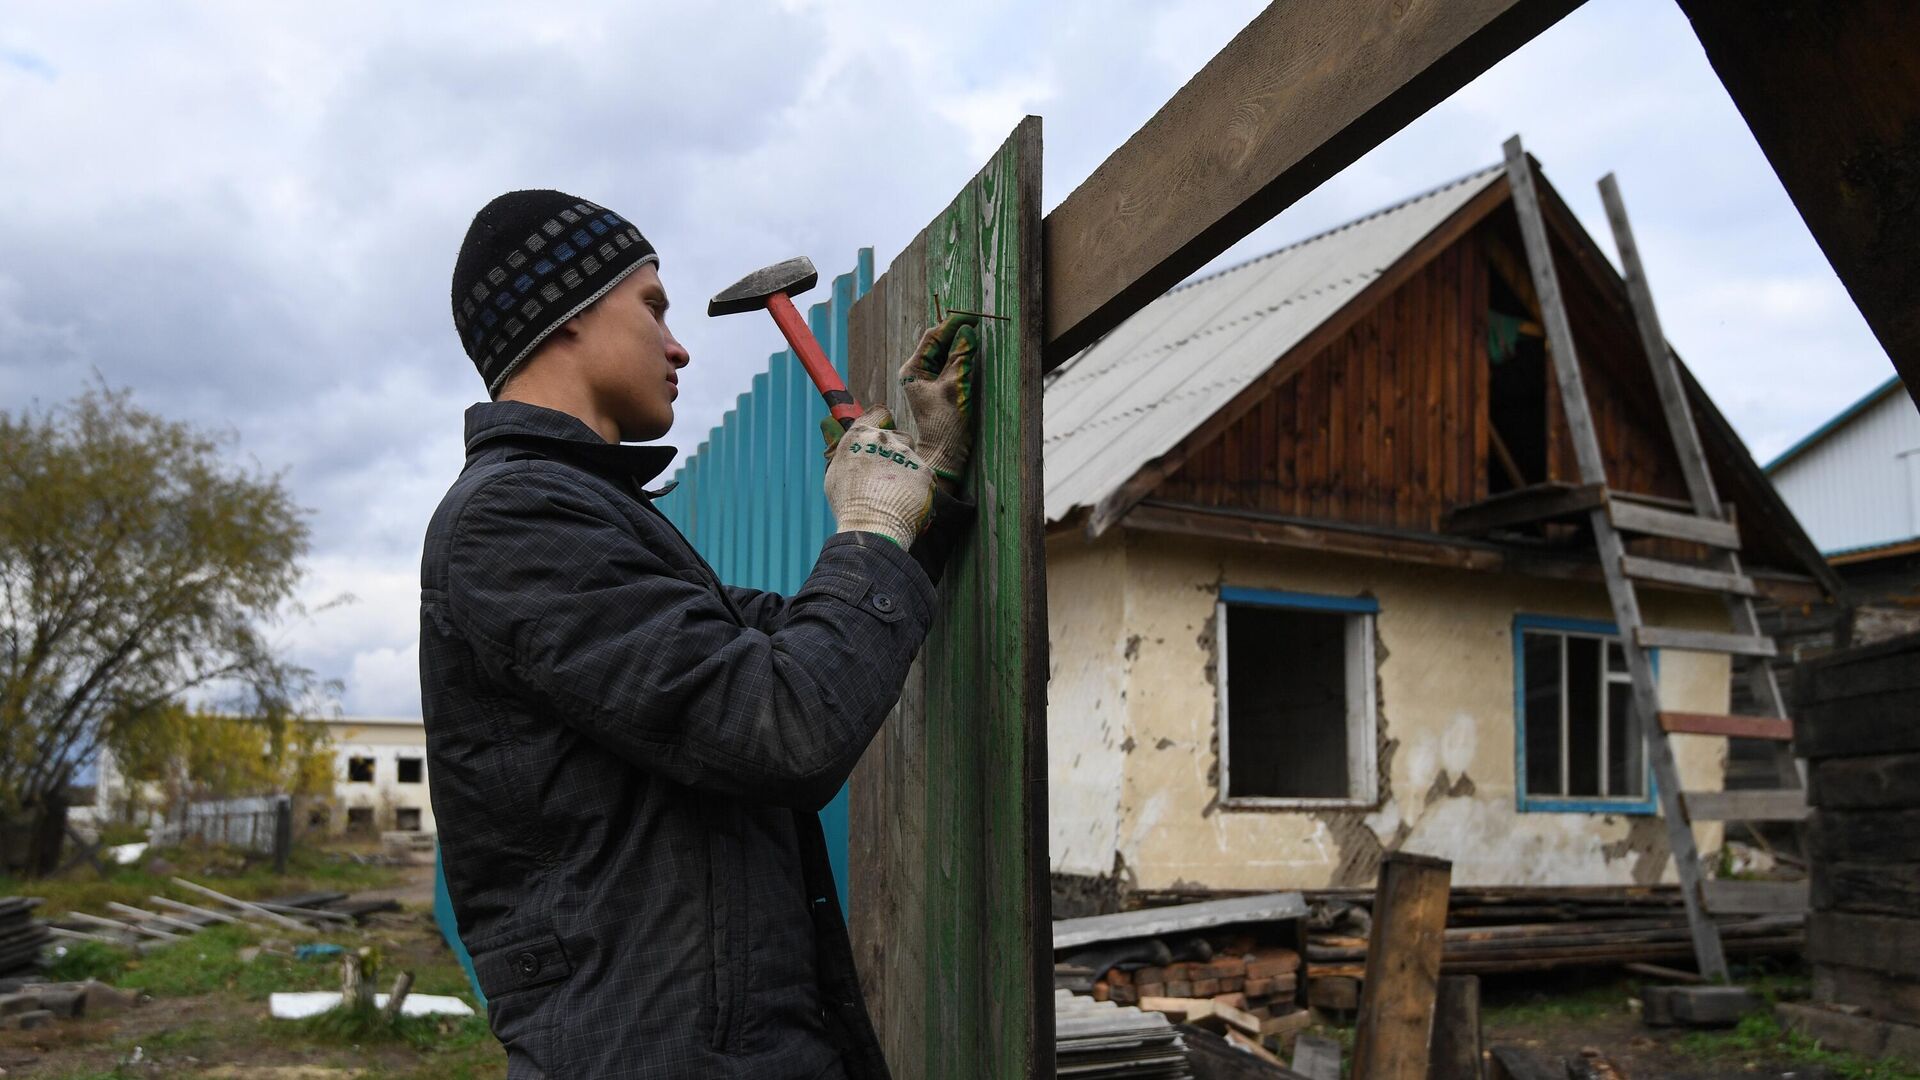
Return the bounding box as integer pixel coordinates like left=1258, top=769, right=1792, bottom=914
left=422, top=189, right=977, bottom=1078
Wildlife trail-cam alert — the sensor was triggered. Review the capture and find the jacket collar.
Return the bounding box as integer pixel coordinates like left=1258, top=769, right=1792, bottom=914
left=464, top=401, right=678, bottom=489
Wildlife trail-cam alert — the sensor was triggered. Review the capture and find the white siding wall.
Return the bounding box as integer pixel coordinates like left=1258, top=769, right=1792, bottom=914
left=1772, top=386, right=1920, bottom=554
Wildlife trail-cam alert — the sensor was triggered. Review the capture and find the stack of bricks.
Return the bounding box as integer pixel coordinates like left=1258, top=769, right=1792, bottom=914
left=1090, top=945, right=1308, bottom=1054
left=1777, top=632, right=1920, bottom=1064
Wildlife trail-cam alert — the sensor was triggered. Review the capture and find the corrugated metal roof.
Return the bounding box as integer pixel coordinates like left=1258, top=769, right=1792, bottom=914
left=1043, top=165, right=1505, bottom=524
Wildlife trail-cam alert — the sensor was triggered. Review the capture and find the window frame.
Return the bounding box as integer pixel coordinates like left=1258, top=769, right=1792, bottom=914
left=346, top=755, right=376, bottom=784
left=1512, top=613, right=1658, bottom=815
left=1217, top=586, right=1381, bottom=811
left=396, top=756, right=424, bottom=784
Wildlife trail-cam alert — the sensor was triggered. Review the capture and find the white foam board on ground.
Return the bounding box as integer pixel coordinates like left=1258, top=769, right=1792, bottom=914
left=269, top=991, right=475, bottom=1019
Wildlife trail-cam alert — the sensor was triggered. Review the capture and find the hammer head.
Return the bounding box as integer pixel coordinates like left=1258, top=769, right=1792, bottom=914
left=708, top=255, right=818, bottom=317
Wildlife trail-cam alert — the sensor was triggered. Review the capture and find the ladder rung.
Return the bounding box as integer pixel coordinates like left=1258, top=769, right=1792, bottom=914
left=1700, top=880, right=1808, bottom=915
left=1607, top=501, right=1742, bottom=548
left=1635, top=626, right=1778, bottom=658
left=1619, top=555, right=1759, bottom=597
left=1681, top=789, right=1808, bottom=822
left=1659, top=712, right=1793, bottom=740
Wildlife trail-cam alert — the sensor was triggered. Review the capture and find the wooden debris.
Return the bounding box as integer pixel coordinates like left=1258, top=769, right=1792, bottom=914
left=1291, top=1034, right=1342, bottom=1080
left=171, top=877, right=314, bottom=934
left=1427, top=975, right=1481, bottom=1079
left=381, top=971, right=415, bottom=1020
left=1641, top=985, right=1761, bottom=1028
left=1486, top=1044, right=1560, bottom=1080
left=1352, top=852, right=1452, bottom=1080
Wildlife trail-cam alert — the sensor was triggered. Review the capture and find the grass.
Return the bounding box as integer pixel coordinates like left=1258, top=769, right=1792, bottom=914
left=1679, top=1012, right=1920, bottom=1080
left=0, top=840, right=403, bottom=916
left=1482, top=973, right=1637, bottom=1026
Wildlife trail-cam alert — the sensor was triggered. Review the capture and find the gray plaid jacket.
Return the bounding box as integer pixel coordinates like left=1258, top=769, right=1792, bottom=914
left=421, top=401, right=937, bottom=1079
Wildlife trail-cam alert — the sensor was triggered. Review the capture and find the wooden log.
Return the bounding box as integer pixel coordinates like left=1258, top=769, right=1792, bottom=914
left=1808, top=911, right=1920, bottom=979
left=65, top=911, right=178, bottom=941
left=1811, top=860, right=1920, bottom=916
left=1777, top=1001, right=1920, bottom=1063
left=1794, top=635, right=1920, bottom=703
left=1309, top=976, right=1361, bottom=1011
left=1793, top=691, right=1920, bottom=759
left=381, top=971, right=415, bottom=1021
left=1426, top=975, right=1481, bottom=1080
left=1814, top=963, right=1920, bottom=1028
left=1700, top=881, right=1808, bottom=916
left=149, top=895, right=243, bottom=926
left=1808, top=808, right=1920, bottom=864
left=102, top=902, right=201, bottom=935
left=253, top=900, right=354, bottom=924
left=846, top=117, right=1048, bottom=1080
left=1624, top=962, right=1706, bottom=984
left=1352, top=852, right=1453, bottom=1080
left=1810, top=753, right=1920, bottom=810
left=1040, top=0, right=1582, bottom=365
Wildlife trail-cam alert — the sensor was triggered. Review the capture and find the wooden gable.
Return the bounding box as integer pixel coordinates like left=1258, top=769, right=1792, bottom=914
left=1152, top=200, right=1808, bottom=574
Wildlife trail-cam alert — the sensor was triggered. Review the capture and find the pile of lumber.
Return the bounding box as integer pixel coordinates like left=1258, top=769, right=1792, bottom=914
left=1778, top=633, right=1920, bottom=1062
left=1300, top=885, right=1803, bottom=981
left=48, top=878, right=397, bottom=953
left=1054, top=988, right=1193, bottom=1078
left=0, top=898, right=50, bottom=976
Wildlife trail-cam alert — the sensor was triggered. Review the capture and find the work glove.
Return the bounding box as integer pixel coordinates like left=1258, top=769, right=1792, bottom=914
left=897, top=314, right=980, bottom=485
left=822, top=406, right=935, bottom=548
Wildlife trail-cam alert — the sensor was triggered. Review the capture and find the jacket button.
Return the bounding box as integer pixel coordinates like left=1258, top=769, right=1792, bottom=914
left=516, top=951, right=540, bottom=977
left=872, top=593, right=895, bottom=613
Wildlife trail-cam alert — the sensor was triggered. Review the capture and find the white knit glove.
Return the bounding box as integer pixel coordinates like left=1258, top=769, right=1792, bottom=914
left=823, top=407, right=935, bottom=548
left=898, top=314, right=979, bottom=484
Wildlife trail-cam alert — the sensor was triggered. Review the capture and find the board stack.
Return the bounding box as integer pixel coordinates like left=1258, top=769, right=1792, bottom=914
left=0, top=898, right=49, bottom=977
left=1778, top=632, right=1920, bottom=1063
left=1055, top=989, right=1193, bottom=1079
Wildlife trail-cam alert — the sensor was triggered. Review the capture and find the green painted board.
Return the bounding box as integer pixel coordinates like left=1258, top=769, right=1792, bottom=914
left=847, top=117, right=1050, bottom=1078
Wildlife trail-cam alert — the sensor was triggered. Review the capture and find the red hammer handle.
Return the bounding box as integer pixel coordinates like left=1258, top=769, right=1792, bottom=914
left=765, top=293, right=862, bottom=429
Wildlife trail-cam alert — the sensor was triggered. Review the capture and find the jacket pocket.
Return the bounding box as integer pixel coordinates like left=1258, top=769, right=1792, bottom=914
left=473, top=933, right=572, bottom=1073
left=706, top=802, right=751, bottom=1053
left=473, top=932, right=573, bottom=997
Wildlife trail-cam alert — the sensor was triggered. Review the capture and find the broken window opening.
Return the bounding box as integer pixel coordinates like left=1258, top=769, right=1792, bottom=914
left=346, top=806, right=375, bottom=835
left=394, top=807, right=423, bottom=831
left=396, top=757, right=423, bottom=784
left=347, top=756, right=375, bottom=783
left=1218, top=587, right=1379, bottom=807
left=1517, top=617, right=1654, bottom=811
left=1486, top=258, right=1550, bottom=497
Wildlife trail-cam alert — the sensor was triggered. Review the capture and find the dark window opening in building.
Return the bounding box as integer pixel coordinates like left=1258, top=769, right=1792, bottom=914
left=397, top=757, right=423, bottom=784
left=395, top=807, right=423, bottom=831
left=1220, top=597, right=1376, bottom=804
left=347, top=756, right=375, bottom=783
left=1486, top=267, right=1549, bottom=497
left=346, top=807, right=375, bottom=835
left=1520, top=626, right=1645, bottom=803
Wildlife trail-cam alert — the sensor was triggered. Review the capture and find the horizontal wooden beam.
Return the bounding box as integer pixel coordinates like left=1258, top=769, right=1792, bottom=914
left=1443, top=483, right=1606, bottom=535
left=1041, top=0, right=1584, bottom=367
left=1619, top=555, right=1759, bottom=597
left=1681, top=789, right=1808, bottom=822
left=1634, top=626, right=1777, bottom=658
left=1700, top=880, right=1808, bottom=916
left=1606, top=501, right=1742, bottom=548
left=1659, top=711, right=1793, bottom=741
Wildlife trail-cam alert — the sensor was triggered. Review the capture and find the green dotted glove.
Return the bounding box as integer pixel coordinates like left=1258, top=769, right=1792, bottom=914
left=822, top=406, right=935, bottom=548
left=897, top=314, right=980, bottom=483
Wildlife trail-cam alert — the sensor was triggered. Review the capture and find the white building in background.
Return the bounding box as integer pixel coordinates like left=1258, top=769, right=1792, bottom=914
left=1767, top=375, right=1920, bottom=558
left=317, top=716, right=436, bottom=837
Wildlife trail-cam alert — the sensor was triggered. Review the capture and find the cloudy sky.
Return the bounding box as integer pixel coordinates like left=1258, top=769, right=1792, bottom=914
left=2, top=0, right=1896, bottom=718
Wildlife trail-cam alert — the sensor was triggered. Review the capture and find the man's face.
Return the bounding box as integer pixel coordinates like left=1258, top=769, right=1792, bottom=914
left=568, top=263, right=690, bottom=441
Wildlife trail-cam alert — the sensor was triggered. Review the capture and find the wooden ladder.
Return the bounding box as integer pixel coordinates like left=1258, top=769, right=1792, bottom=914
left=1502, top=136, right=1806, bottom=982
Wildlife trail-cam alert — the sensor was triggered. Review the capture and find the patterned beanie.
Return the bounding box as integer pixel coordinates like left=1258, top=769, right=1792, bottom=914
left=451, top=189, right=658, bottom=396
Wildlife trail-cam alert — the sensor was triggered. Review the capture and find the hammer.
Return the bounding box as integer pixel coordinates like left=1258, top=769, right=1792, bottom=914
left=708, top=256, right=862, bottom=431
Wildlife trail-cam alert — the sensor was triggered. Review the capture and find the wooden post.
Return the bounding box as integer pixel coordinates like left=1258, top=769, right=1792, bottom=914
left=273, top=794, right=292, bottom=876
left=846, top=116, right=1050, bottom=1078
left=1428, top=975, right=1483, bottom=1080
left=382, top=971, right=415, bottom=1020
left=1351, top=852, right=1452, bottom=1080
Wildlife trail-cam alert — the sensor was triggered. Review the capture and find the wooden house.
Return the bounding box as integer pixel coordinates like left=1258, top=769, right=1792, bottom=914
left=1042, top=158, right=1835, bottom=901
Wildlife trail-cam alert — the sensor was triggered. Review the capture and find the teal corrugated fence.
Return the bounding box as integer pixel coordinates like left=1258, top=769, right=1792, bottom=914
left=653, top=248, right=874, bottom=912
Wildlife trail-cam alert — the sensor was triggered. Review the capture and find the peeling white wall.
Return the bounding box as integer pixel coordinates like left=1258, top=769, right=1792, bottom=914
left=1048, top=530, right=1730, bottom=890
left=1045, top=533, right=1132, bottom=877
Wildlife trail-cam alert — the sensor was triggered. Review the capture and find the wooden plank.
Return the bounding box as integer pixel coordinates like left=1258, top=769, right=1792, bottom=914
left=1675, top=0, right=1920, bottom=412
left=1442, top=482, right=1606, bottom=535
left=1808, top=808, right=1920, bottom=865
left=1808, top=911, right=1920, bottom=980
left=1795, top=636, right=1920, bottom=704
left=1811, top=860, right=1920, bottom=917
left=1427, top=975, right=1482, bottom=1080
left=1793, top=690, right=1920, bottom=759
left=1810, top=753, right=1920, bottom=810
left=1700, top=881, right=1808, bottom=916
left=1778, top=1001, right=1920, bottom=1062
left=1659, top=711, right=1792, bottom=741
left=845, top=117, right=1049, bottom=1079
left=1041, top=0, right=1582, bottom=365
left=1053, top=893, right=1309, bottom=951
left=1632, top=626, right=1777, bottom=658
left=1487, top=1045, right=1561, bottom=1080
left=1619, top=555, right=1758, bottom=597
left=1681, top=790, right=1808, bottom=822
left=1815, top=962, right=1920, bottom=1028
left=1292, top=1035, right=1343, bottom=1080
left=1605, top=500, right=1742, bottom=548
left=1352, top=852, right=1452, bottom=1080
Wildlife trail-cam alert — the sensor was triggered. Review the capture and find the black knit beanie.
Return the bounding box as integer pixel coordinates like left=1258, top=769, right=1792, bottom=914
left=451, top=190, right=658, bottom=396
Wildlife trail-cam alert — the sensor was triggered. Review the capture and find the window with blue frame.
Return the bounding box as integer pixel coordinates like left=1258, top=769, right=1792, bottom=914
left=1217, top=586, right=1380, bottom=808
left=1514, top=615, right=1655, bottom=813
